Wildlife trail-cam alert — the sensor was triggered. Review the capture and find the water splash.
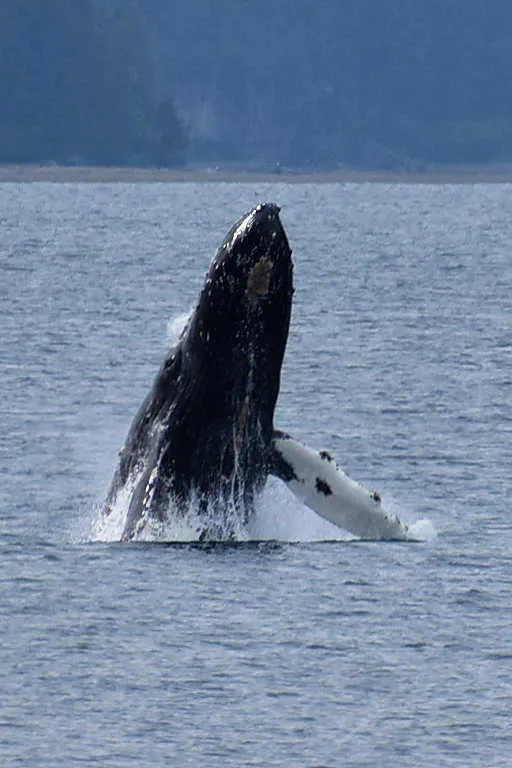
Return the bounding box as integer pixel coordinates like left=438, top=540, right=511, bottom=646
left=166, top=312, right=191, bottom=346
left=87, top=477, right=371, bottom=544
left=86, top=489, right=433, bottom=543
left=89, top=471, right=142, bottom=542
left=375, top=493, right=437, bottom=542
left=408, top=518, right=437, bottom=542
left=248, top=478, right=353, bottom=542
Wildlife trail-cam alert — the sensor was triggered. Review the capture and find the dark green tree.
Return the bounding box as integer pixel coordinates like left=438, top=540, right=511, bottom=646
left=140, top=0, right=512, bottom=168
left=0, top=0, right=188, bottom=165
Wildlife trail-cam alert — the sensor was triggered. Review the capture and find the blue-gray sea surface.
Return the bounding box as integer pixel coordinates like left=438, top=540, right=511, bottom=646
left=1, top=182, right=511, bottom=767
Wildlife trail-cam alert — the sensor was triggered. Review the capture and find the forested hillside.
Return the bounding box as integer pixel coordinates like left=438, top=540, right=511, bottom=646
left=0, top=0, right=187, bottom=165
left=1, top=0, right=512, bottom=169
left=142, top=0, right=512, bottom=169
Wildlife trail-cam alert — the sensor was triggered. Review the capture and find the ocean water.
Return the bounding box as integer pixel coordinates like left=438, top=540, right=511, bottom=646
left=1, top=181, right=511, bottom=766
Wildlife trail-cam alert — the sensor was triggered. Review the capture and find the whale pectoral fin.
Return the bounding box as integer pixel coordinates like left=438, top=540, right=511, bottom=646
left=270, top=431, right=408, bottom=540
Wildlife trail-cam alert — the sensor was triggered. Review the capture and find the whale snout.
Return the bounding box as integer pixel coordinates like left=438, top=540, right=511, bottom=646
left=221, top=203, right=289, bottom=265
left=201, top=202, right=293, bottom=314
left=228, top=202, right=282, bottom=250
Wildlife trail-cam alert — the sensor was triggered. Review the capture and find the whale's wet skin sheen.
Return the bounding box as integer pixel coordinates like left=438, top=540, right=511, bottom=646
left=103, top=203, right=409, bottom=542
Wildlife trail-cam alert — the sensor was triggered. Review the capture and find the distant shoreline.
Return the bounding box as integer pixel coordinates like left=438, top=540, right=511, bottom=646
left=1, top=164, right=512, bottom=184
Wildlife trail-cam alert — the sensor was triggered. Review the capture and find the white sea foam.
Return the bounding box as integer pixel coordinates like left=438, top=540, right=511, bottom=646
left=88, top=479, right=353, bottom=544
left=88, top=470, right=142, bottom=542
left=408, top=518, right=437, bottom=542
left=166, top=311, right=191, bottom=346
left=87, top=471, right=431, bottom=544
left=376, top=493, right=436, bottom=542
left=248, top=477, right=353, bottom=542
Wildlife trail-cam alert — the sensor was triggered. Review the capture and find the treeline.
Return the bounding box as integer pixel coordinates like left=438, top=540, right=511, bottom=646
left=0, top=0, right=188, bottom=166
left=142, top=0, right=512, bottom=169
left=2, top=0, right=512, bottom=169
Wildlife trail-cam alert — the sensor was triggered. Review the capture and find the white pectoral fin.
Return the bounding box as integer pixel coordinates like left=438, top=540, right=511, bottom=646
left=271, top=432, right=408, bottom=540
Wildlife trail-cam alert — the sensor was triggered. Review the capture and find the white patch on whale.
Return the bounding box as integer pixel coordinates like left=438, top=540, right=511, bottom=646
left=272, top=434, right=410, bottom=540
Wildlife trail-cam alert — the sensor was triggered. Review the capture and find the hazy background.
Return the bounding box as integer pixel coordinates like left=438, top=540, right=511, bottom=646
left=1, top=0, right=512, bottom=170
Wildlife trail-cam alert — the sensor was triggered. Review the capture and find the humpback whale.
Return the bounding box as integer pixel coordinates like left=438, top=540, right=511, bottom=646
left=103, top=203, right=408, bottom=541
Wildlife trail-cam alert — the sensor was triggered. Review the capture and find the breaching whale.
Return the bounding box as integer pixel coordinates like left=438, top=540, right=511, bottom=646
left=103, top=203, right=408, bottom=541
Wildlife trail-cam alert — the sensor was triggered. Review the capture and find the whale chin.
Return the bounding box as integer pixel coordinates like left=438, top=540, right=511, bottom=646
left=103, top=203, right=294, bottom=541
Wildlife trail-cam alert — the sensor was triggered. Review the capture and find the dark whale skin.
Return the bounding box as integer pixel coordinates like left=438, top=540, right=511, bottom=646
left=103, top=203, right=293, bottom=540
